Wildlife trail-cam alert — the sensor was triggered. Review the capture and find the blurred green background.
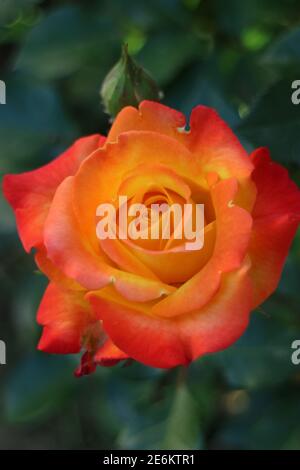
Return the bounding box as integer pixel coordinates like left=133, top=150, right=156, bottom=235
left=0, top=0, right=300, bottom=450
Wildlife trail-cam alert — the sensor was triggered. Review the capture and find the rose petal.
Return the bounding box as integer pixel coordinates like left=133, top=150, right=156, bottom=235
left=99, top=237, right=160, bottom=281
left=94, top=338, right=129, bottom=366
left=186, top=105, right=253, bottom=178
left=45, top=177, right=176, bottom=300
left=37, top=282, right=96, bottom=354
left=73, top=131, right=204, bottom=248
left=88, top=260, right=252, bottom=368
left=249, top=148, right=300, bottom=307
left=121, top=222, right=216, bottom=284
left=118, top=164, right=191, bottom=201
left=3, top=135, right=105, bottom=252
left=107, top=100, right=186, bottom=143
left=35, top=247, right=83, bottom=291
left=108, top=101, right=253, bottom=180
left=151, top=178, right=252, bottom=317
left=44, top=177, right=114, bottom=290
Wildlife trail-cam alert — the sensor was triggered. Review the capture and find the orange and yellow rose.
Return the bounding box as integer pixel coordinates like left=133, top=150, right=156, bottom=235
left=3, top=101, right=300, bottom=375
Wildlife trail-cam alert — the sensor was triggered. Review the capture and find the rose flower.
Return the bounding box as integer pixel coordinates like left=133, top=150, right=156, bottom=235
left=3, top=101, right=300, bottom=376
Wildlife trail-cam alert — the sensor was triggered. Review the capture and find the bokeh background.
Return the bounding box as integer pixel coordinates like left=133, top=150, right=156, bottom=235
left=0, top=0, right=300, bottom=450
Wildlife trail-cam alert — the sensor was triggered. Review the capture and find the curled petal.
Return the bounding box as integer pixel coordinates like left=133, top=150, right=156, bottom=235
left=107, top=100, right=186, bottom=143
left=112, top=270, right=175, bottom=302
left=99, top=237, right=160, bottom=281
left=120, top=222, right=216, bottom=284
left=94, top=338, right=129, bottom=366
left=108, top=101, right=253, bottom=181
left=74, top=339, right=129, bottom=376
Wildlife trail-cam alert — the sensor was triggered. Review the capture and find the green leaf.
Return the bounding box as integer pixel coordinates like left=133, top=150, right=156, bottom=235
left=104, top=367, right=202, bottom=450
left=216, top=389, right=300, bottom=450
left=0, top=0, right=39, bottom=27
left=104, top=369, right=165, bottom=450
left=162, top=380, right=202, bottom=450
left=4, top=354, right=74, bottom=423
left=211, top=0, right=262, bottom=37
left=237, top=79, right=300, bottom=165
left=0, top=72, right=77, bottom=172
left=167, top=62, right=239, bottom=127
left=16, top=6, right=119, bottom=80
left=217, top=309, right=298, bottom=389
left=137, top=30, right=212, bottom=86
left=278, top=255, right=300, bottom=301
left=262, top=28, right=300, bottom=70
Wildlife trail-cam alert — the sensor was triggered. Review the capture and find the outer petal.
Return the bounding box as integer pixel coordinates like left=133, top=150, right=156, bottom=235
left=88, top=261, right=252, bottom=368
left=108, top=101, right=253, bottom=180
left=35, top=247, right=83, bottom=292
left=249, top=148, right=300, bottom=307
left=107, top=100, right=186, bottom=143
left=37, top=282, right=97, bottom=354
left=185, top=105, right=253, bottom=178
left=2, top=135, right=105, bottom=252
